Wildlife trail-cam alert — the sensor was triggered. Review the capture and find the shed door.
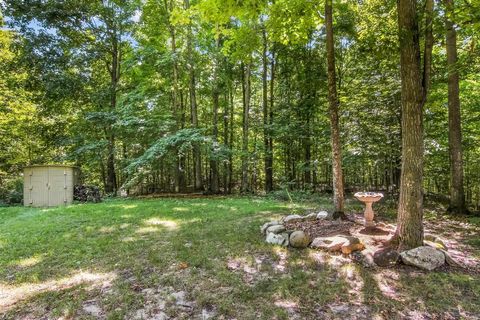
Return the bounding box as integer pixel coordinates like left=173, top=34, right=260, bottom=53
left=29, top=168, right=49, bottom=207
left=48, top=167, right=69, bottom=206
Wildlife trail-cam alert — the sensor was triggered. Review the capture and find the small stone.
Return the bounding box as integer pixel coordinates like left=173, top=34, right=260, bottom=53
left=283, top=214, right=303, bottom=223
left=440, top=249, right=461, bottom=267
left=83, top=302, right=102, bottom=317
left=172, top=291, right=194, bottom=308
left=266, top=232, right=289, bottom=246
left=373, top=248, right=399, bottom=267
left=330, top=303, right=350, bottom=315
left=317, top=211, right=329, bottom=219
left=424, top=240, right=447, bottom=251
left=289, top=231, right=310, bottom=248
left=202, top=308, right=216, bottom=319
left=310, top=236, right=344, bottom=251
left=133, top=309, right=148, bottom=319
left=400, top=246, right=445, bottom=271
left=266, top=224, right=286, bottom=234
left=352, top=249, right=376, bottom=267
left=435, top=237, right=447, bottom=250
left=376, top=222, right=389, bottom=229
left=304, top=213, right=317, bottom=220
left=261, top=221, right=281, bottom=234
left=341, top=242, right=365, bottom=255
left=338, top=236, right=362, bottom=254
left=152, top=312, right=168, bottom=320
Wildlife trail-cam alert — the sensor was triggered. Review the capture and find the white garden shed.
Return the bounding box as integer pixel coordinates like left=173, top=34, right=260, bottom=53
left=23, top=165, right=80, bottom=207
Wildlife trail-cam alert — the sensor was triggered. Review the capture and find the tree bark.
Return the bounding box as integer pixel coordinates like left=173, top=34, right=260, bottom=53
left=105, top=19, right=120, bottom=194
left=325, top=0, right=345, bottom=218
left=210, top=36, right=220, bottom=194
left=241, top=62, right=251, bottom=193
left=422, top=0, right=434, bottom=98
left=268, top=51, right=275, bottom=191
left=185, top=0, right=203, bottom=192
left=445, top=0, right=467, bottom=214
left=393, top=0, right=425, bottom=250
left=166, top=0, right=185, bottom=193
left=223, top=91, right=229, bottom=194
left=262, top=28, right=273, bottom=193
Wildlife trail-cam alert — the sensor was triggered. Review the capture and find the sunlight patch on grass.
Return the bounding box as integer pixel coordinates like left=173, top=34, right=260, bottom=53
left=274, top=299, right=299, bottom=314
left=338, top=264, right=364, bottom=299
left=99, top=226, right=116, bottom=233
left=374, top=270, right=401, bottom=300
left=215, top=204, right=238, bottom=212
left=144, top=217, right=179, bottom=230
left=327, top=255, right=351, bottom=268
left=309, top=250, right=327, bottom=265
left=190, top=202, right=208, bottom=207
left=121, top=204, right=138, bottom=209
left=272, top=247, right=289, bottom=272
left=258, top=210, right=272, bottom=214
left=15, top=255, right=43, bottom=268
left=0, top=271, right=116, bottom=311
left=172, top=207, right=190, bottom=212
left=135, top=226, right=160, bottom=234
left=121, top=214, right=132, bottom=219
left=121, top=236, right=137, bottom=242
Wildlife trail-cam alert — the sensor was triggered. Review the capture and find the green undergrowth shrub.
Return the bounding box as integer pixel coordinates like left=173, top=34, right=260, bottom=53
left=0, top=176, right=23, bottom=206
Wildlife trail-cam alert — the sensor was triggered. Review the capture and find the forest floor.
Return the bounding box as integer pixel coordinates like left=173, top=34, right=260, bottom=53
left=0, top=196, right=479, bottom=319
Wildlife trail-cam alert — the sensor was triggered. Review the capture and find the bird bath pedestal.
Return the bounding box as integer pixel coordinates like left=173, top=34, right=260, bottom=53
left=354, top=192, right=384, bottom=229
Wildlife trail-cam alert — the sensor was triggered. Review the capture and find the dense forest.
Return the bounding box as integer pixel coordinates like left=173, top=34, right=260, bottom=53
left=1, top=0, right=479, bottom=213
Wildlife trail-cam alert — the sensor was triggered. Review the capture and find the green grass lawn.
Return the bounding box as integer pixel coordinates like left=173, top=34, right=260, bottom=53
left=1, top=196, right=479, bottom=319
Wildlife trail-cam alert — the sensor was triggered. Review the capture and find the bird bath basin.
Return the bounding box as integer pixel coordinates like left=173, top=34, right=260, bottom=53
left=354, top=192, right=384, bottom=229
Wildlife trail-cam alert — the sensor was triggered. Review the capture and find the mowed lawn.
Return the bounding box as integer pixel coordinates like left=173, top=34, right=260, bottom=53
left=0, top=197, right=479, bottom=319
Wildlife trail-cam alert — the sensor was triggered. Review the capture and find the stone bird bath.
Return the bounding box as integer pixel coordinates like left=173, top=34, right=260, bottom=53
left=354, top=192, right=384, bottom=229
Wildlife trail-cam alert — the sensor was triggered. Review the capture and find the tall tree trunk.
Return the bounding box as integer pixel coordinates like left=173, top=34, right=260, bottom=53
left=325, top=0, right=345, bottom=218
left=304, top=116, right=312, bottom=188
left=210, top=37, right=220, bottom=194
left=393, top=0, right=425, bottom=250
left=223, top=91, right=229, bottom=194
left=105, top=23, right=120, bottom=194
left=268, top=51, right=275, bottom=191
left=168, top=7, right=185, bottom=193
left=423, top=0, right=434, bottom=97
left=185, top=0, right=203, bottom=192
left=445, top=0, right=467, bottom=214
left=262, top=29, right=273, bottom=193
left=228, top=80, right=235, bottom=193
left=241, top=62, right=251, bottom=193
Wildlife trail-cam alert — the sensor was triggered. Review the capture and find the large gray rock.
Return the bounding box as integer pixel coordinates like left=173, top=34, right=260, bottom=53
left=400, top=246, right=445, bottom=271
left=440, top=249, right=461, bottom=267
left=289, top=231, right=310, bottom=248
left=351, top=249, right=376, bottom=268
left=283, top=214, right=303, bottom=223
left=304, top=213, right=318, bottom=221
left=424, top=233, right=448, bottom=250
left=266, top=232, right=289, bottom=247
left=261, top=221, right=281, bottom=234
left=373, top=248, right=399, bottom=267
left=310, top=236, right=346, bottom=251
left=266, top=224, right=286, bottom=234
left=310, top=236, right=362, bottom=253
left=317, top=211, right=329, bottom=219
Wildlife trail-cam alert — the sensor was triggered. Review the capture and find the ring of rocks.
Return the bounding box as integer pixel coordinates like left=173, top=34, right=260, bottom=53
left=260, top=212, right=459, bottom=271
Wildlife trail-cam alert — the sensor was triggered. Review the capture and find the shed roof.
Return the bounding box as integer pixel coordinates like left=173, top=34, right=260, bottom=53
left=24, top=164, right=79, bottom=169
